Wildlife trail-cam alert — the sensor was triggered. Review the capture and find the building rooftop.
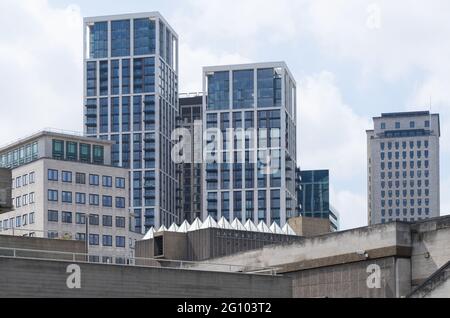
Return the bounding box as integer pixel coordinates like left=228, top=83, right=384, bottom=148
left=0, top=129, right=114, bottom=154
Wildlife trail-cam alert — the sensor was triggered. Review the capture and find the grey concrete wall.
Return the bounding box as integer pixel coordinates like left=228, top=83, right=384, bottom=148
left=287, top=257, right=399, bottom=298
left=288, top=216, right=331, bottom=237
left=209, top=222, right=411, bottom=269
left=0, top=257, right=292, bottom=298
left=0, top=235, right=86, bottom=262
left=410, top=218, right=450, bottom=286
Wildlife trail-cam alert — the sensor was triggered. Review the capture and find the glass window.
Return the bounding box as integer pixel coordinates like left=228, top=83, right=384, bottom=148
left=89, top=174, right=99, bottom=186
left=102, top=195, right=113, bottom=207
left=133, top=57, right=155, bottom=93
left=134, top=18, right=156, bottom=55
left=48, top=210, right=58, bottom=222
left=62, top=171, right=72, bottom=183
left=116, top=236, right=126, bottom=248
left=115, top=197, right=126, bottom=208
left=102, top=215, right=113, bottom=227
left=89, top=214, right=99, bottom=226
left=110, top=60, right=120, bottom=95
left=111, top=20, right=130, bottom=57
left=115, top=177, right=126, bottom=188
left=89, top=234, right=99, bottom=246
left=62, top=191, right=72, bottom=203
left=89, top=22, right=108, bottom=59
left=80, top=143, right=91, bottom=163
left=207, top=71, right=229, bottom=110
left=93, top=145, right=104, bottom=164
left=410, top=121, right=415, bottom=128
left=29, top=212, right=35, bottom=224
left=52, top=140, right=64, bottom=159
left=62, top=211, right=72, bottom=224
left=48, top=190, right=58, bottom=202
left=102, top=235, right=113, bottom=247
left=66, top=141, right=77, bottom=161
left=257, top=68, right=282, bottom=108
left=116, top=216, right=126, bottom=228
left=48, top=169, right=58, bottom=181
left=89, top=194, right=99, bottom=206
left=233, top=69, right=254, bottom=109
left=102, top=175, right=112, bottom=187
left=76, top=172, right=86, bottom=184
left=76, top=213, right=86, bottom=225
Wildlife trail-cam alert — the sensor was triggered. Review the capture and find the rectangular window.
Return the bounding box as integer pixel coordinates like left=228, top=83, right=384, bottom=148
left=29, top=212, right=35, bottom=224
left=75, top=233, right=86, bottom=241
left=102, top=215, right=113, bottom=227
left=61, top=191, right=72, bottom=203
left=89, top=174, right=99, bottom=186
left=102, top=195, right=113, bottom=207
left=89, top=234, right=99, bottom=246
left=22, top=214, right=28, bottom=226
left=29, top=172, right=35, bottom=184
left=257, top=68, right=282, bottom=108
left=89, top=194, right=99, bottom=206
left=48, top=210, right=59, bottom=222
left=48, top=169, right=58, bottom=181
left=207, top=71, right=229, bottom=110
left=115, top=177, right=126, bottom=188
left=75, top=192, right=86, bottom=205
left=111, top=19, right=130, bottom=57
left=80, top=143, right=91, bottom=163
left=116, top=216, right=126, bottom=228
left=48, top=190, right=58, bottom=202
left=76, top=213, right=86, bottom=225
left=66, top=141, right=77, bottom=161
left=102, top=175, right=113, bottom=187
left=62, top=171, right=72, bottom=183
left=62, top=211, right=72, bottom=224
left=52, top=139, right=64, bottom=159
left=233, top=69, right=254, bottom=109
left=116, top=236, right=126, bottom=248
left=93, top=145, right=104, bottom=164
left=76, top=172, right=86, bottom=185
left=134, top=18, right=156, bottom=55
left=89, top=214, right=99, bottom=226
left=115, top=197, right=126, bottom=208
left=102, top=235, right=113, bottom=247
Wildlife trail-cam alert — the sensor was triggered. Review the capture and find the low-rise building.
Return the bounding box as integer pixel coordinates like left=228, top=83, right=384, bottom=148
left=0, top=130, right=142, bottom=263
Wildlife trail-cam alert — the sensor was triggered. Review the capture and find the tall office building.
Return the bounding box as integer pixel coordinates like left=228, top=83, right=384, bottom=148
left=202, top=62, right=297, bottom=226
left=178, top=94, right=203, bottom=223
left=296, top=169, right=339, bottom=231
left=367, top=111, right=440, bottom=225
left=83, top=12, right=179, bottom=232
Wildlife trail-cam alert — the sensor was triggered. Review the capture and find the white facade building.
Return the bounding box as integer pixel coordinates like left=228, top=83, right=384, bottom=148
left=367, top=111, right=440, bottom=225
left=0, top=130, right=141, bottom=263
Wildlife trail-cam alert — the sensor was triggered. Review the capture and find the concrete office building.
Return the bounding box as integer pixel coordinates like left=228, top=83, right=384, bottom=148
left=297, top=169, right=340, bottom=231
left=367, top=111, right=440, bottom=225
left=0, top=130, right=140, bottom=263
left=202, top=62, right=297, bottom=226
left=83, top=12, right=179, bottom=232
left=178, top=94, right=203, bottom=223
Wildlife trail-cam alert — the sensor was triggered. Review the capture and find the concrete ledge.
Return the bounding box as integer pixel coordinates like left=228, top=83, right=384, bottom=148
left=279, top=245, right=412, bottom=273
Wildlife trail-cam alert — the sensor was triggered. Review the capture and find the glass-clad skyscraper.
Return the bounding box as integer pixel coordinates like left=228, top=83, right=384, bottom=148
left=202, top=62, right=297, bottom=226
left=83, top=12, right=179, bottom=232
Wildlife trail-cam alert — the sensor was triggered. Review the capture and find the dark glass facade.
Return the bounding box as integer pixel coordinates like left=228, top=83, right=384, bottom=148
left=84, top=14, right=179, bottom=232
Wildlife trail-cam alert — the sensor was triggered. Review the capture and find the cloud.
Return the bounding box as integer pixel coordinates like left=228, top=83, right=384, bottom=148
left=330, top=188, right=367, bottom=230
left=178, top=43, right=249, bottom=93
left=298, top=71, right=371, bottom=179
left=298, top=71, right=371, bottom=229
left=0, top=0, right=83, bottom=146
